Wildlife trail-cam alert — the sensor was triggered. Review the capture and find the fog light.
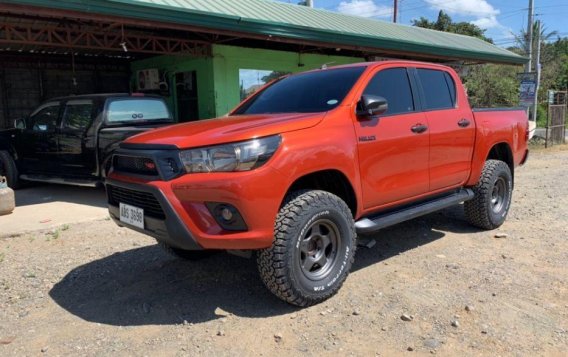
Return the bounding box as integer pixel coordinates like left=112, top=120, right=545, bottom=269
left=221, top=207, right=233, bottom=221
left=205, top=202, right=248, bottom=232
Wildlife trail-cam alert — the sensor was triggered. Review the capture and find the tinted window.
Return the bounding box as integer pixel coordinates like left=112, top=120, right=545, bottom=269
left=444, top=72, right=457, bottom=105
left=29, top=103, right=60, bottom=132
left=62, top=100, right=93, bottom=130
left=107, top=99, right=172, bottom=123
left=363, top=68, right=414, bottom=115
left=417, top=69, right=454, bottom=110
left=233, top=67, right=366, bottom=115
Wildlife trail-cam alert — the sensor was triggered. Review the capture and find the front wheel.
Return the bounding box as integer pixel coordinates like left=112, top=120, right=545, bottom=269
left=0, top=151, right=19, bottom=189
left=464, top=160, right=513, bottom=230
left=257, top=190, right=356, bottom=307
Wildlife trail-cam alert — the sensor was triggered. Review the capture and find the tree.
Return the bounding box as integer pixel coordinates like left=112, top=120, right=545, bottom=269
left=462, top=65, right=519, bottom=107
left=412, top=10, right=493, bottom=43
left=513, top=22, right=558, bottom=62
left=261, top=71, right=290, bottom=84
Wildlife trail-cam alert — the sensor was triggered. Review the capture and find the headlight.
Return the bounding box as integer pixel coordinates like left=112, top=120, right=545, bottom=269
left=179, top=135, right=281, bottom=173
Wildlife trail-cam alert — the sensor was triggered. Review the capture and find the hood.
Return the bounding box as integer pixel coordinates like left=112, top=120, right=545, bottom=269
left=124, top=112, right=325, bottom=148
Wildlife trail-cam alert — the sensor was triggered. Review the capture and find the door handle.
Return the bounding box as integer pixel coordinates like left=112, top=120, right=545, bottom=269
left=411, top=123, right=428, bottom=134
left=458, top=118, right=471, bottom=127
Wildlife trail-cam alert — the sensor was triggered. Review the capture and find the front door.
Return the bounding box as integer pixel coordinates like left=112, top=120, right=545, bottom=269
left=57, top=98, right=97, bottom=177
left=18, top=101, right=61, bottom=174
left=415, top=68, right=475, bottom=190
left=354, top=67, right=430, bottom=209
left=176, top=71, right=199, bottom=122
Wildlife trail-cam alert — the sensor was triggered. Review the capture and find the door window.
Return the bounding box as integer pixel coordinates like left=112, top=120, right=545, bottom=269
left=417, top=69, right=455, bottom=110
left=29, top=103, right=60, bottom=132
left=363, top=68, right=415, bottom=116
left=62, top=100, right=94, bottom=131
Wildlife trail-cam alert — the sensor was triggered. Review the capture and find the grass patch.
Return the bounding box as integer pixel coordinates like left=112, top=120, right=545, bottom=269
left=0, top=253, right=4, bottom=263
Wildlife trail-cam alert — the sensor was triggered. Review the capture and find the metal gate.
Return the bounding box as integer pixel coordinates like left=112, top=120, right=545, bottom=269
left=545, top=91, right=567, bottom=148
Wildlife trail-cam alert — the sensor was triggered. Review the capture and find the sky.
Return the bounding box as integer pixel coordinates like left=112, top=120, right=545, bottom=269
left=276, top=0, right=568, bottom=47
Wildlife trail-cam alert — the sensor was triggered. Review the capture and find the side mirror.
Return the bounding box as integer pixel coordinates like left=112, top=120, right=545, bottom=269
left=14, top=118, right=26, bottom=129
left=356, top=95, right=388, bottom=117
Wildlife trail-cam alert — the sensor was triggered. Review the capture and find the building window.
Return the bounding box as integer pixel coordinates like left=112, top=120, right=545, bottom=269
left=239, top=69, right=290, bottom=101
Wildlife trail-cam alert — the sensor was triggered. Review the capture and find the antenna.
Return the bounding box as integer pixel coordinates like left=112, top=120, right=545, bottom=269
left=321, top=61, right=336, bottom=70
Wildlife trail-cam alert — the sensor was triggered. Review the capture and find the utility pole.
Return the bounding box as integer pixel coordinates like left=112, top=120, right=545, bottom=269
left=393, top=0, right=398, bottom=23
left=533, top=19, right=541, bottom=123
left=306, top=0, right=313, bottom=8
left=526, top=0, right=534, bottom=72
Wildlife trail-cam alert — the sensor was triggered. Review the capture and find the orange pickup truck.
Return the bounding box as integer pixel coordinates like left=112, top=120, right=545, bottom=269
left=106, top=61, right=529, bottom=306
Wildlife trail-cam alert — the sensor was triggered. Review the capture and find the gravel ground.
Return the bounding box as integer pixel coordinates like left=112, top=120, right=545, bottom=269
left=1, top=146, right=567, bottom=356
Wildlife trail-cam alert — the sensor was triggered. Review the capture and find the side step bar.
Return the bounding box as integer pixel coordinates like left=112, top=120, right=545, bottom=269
left=355, top=189, right=474, bottom=234
left=20, top=174, right=100, bottom=188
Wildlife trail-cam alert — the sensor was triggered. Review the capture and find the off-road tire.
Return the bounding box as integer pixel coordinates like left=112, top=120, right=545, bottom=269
left=0, top=150, right=19, bottom=189
left=257, top=190, right=357, bottom=307
left=158, top=241, right=216, bottom=260
left=465, top=160, right=513, bottom=230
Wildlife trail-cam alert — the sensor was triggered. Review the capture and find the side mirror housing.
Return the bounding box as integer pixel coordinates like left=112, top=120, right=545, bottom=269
left=14, top=118, right=26, bottom=129
left=356, top=95, right=388, bottom=118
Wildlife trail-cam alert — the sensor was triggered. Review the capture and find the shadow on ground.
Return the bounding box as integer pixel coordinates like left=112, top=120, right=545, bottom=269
left=15, top=184, right=106, bottom=208
left=49, top=206, right=479, bottom=326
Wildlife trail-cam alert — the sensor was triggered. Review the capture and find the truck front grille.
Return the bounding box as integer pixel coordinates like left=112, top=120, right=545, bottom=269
left=107, top=185, right=165, bottom=219
left=113, top=155, right=159, bottom=176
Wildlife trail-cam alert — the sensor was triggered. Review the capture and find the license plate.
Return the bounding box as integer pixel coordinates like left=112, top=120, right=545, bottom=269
left=119, top=203, right=144, bottom=229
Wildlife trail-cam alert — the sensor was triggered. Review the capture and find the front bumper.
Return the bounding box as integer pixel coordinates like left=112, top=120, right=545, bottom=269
left=106, top=164, right=289, bottom=250
left=107, top=179, right=202, bottom=250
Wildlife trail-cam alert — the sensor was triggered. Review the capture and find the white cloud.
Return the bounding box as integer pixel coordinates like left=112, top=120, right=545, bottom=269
left=424, top=0, right=499, bottom=17
left=337, top=0, right=392, bottom=19
left=471, top=16, right=499, bottom=29
left=425, top=0, right=502, bottom=29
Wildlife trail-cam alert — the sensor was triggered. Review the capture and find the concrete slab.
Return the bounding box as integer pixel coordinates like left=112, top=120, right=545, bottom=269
left=0, top=184, right=108, bottom=237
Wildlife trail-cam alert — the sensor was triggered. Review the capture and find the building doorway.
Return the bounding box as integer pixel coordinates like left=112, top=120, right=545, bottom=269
left=175, top=71, right=199, bottom=122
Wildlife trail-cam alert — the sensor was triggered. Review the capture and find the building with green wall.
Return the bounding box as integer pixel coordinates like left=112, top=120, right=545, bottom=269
left=131, top=44, right=364, bottom=121
left=0, top=0, right=526, bottom=127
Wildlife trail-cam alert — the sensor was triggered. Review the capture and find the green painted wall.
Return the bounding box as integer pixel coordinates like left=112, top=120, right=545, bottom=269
left=130, top=55, right=215, bottom=120
left=211, top=45, right=364, bottom=116
left=131, top=45, right=363, bottom=120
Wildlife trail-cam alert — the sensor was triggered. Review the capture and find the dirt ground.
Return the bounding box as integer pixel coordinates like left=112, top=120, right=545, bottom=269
left=1, top=146, right=567, bottom=356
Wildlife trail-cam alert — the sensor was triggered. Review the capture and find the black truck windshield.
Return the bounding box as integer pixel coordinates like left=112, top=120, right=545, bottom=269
left=232, top=66, right=366, bottom=115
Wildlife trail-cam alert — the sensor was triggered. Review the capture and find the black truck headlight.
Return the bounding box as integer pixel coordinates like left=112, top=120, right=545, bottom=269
left=179, top=135, right=281, bottom=173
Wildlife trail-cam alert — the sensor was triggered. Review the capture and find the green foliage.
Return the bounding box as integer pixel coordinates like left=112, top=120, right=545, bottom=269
left=412, top=10, right=492, bottom=43
left=462, top=64, right=519, bottom=107
left=536, top=104, right=548, bottom=128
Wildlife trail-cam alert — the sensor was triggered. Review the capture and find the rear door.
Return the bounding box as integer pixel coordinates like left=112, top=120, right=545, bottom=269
left=354, top=67, right=430, bottom=209
left=57, top=98, right=97, bottom=177
left=18, top=101, right=62, bottom=173
left=415, top=68, right=475, bottom=191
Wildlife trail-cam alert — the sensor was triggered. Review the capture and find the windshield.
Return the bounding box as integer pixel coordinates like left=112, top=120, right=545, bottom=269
left=232, top=66, right=366, bottom=115
left=106, top=98, right=173, bottom=123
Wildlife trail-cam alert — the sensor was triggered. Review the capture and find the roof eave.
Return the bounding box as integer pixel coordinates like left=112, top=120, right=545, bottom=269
left=3, top=0, right=528, bottom=65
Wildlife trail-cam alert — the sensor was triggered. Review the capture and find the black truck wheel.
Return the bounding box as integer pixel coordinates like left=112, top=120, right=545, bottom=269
left=257, top=190, right=357, bottom=307
left=0, top=150, right=19, bottom=189
left=464, top=160, right=513, bottom=230
left=158, top=241, right=216, bottom=260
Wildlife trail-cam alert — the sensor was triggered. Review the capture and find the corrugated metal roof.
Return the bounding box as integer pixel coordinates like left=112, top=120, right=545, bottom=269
left=3, top=0, right=526, bottom=64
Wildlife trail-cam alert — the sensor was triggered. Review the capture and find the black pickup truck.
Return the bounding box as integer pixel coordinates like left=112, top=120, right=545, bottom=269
left=0, top=93, right=174, bottom=188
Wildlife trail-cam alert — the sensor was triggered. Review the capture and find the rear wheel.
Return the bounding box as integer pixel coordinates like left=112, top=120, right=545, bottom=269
left=158, top=241, right=217, bottom=260
left=0, top=151, right=19, bottom=189
left=257, top=190, right=356, bottom=307
left=464, top=160, right=512, bottom=230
